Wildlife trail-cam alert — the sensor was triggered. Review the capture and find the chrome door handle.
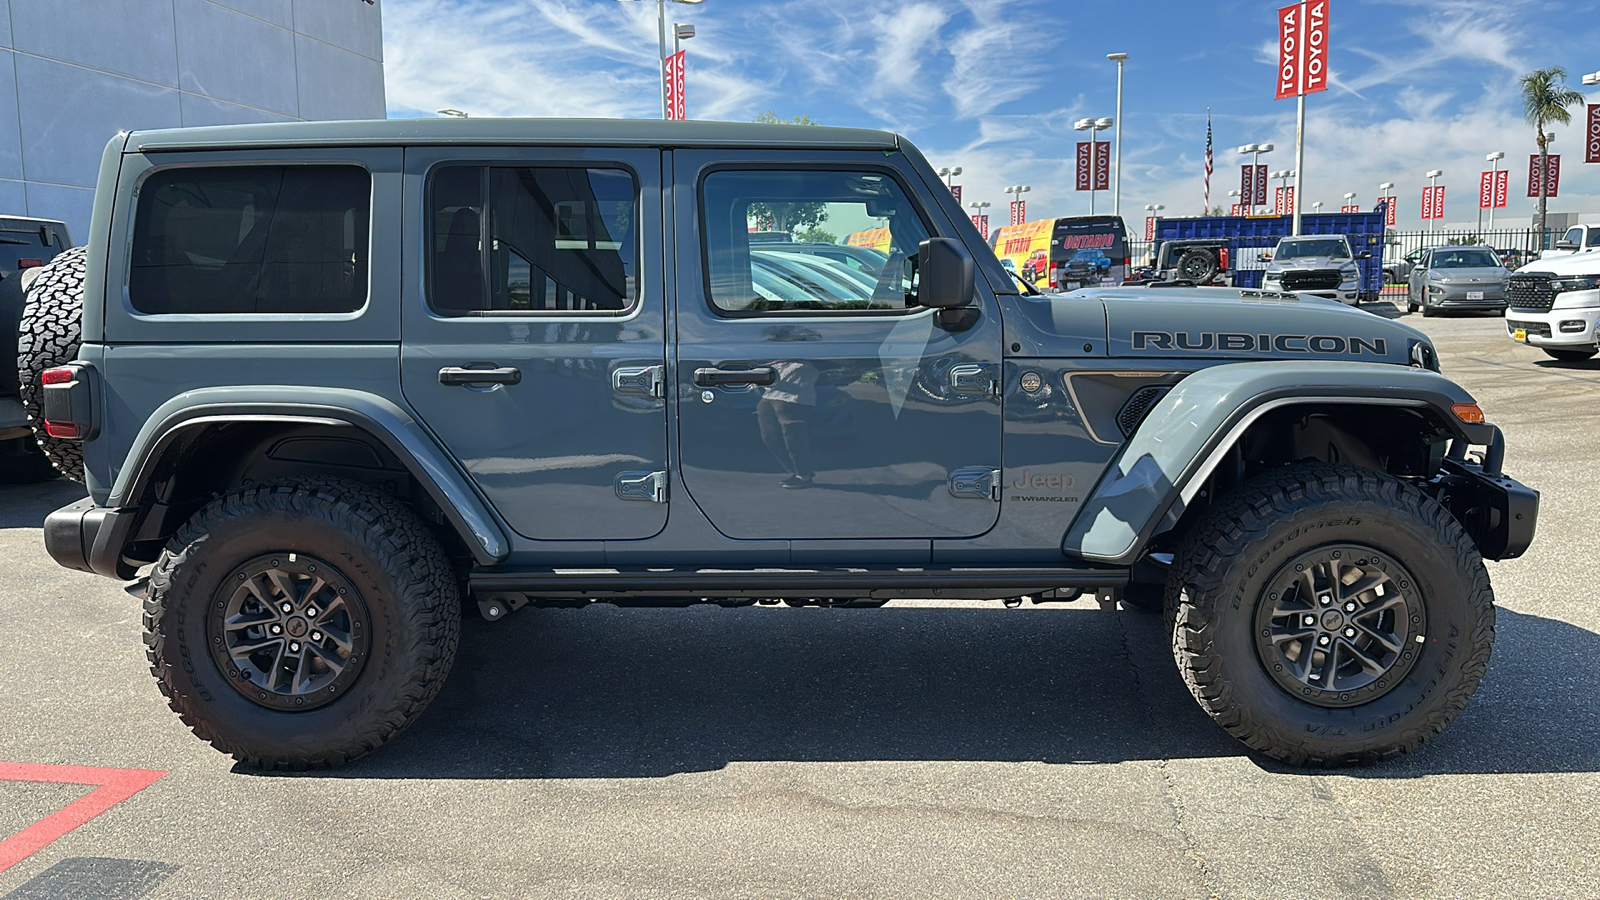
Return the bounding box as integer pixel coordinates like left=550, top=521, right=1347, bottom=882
left=439, top=366, right=521, bottom=386
left=693, top=366, right=775, bottom=387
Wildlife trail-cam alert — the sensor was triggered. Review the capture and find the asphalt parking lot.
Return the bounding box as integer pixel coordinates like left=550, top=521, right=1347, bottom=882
left=1, top=305, right=1596, bottom=899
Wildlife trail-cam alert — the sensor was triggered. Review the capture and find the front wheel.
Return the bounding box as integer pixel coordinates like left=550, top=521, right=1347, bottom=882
left=144, top=478, right=461, bottom=769
left=1542, top=347, right=1596, bottom=362
left=1167, top=463, right=1494, bottom=766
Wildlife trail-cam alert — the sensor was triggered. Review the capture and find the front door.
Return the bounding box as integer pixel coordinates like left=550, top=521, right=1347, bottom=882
left=400, top=147, right=668, bottom=540
left=671, top=151, right=1004, bottom=541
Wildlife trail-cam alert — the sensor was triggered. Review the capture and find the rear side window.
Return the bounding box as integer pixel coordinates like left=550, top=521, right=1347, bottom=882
left=129, top=165, right=370, bottom=315
left=427, top=165, right=638, bottom=316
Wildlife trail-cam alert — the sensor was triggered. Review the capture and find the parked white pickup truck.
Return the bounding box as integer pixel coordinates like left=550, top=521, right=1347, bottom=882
left=1508, top=231, right=1600, bottom=360
left=1537, top=224, right=1600, bottom=261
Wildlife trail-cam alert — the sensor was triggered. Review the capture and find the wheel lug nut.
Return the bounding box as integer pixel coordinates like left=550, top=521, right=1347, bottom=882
left=1317, top=635, right=1331, bottom=646
left=1344, top=627, right=1356, bottom=638
left=1319, top=595, right=1332, bottom=606
left=1344, top=602, right=1356, bottom=612
left=270, top=625, right=282, bottom=634
left=1303, top=615, right=1315, bottom=626
left=281, top=603, right=293, bottom=614
left=307, top=608, right=318, bottom=618
left=311, top=631, right=322, bottom=641
left=289, top=642, right=300, bottom=652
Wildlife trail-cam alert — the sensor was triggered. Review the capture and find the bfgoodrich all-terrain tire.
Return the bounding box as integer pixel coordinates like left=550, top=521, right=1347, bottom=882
left=144, top=478, right=461, bottom=769
left=16, top=246, right=86, bottom=481
left=1167, top=462, right=1494, bottom=766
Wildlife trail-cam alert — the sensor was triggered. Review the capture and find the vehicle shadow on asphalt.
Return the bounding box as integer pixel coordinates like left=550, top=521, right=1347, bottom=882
left=263, top=602, right=1597, bottom=780
left=0, top=480, right=85, bottom=529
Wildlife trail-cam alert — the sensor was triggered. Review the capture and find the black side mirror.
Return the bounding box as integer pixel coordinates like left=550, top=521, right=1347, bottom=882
left=917, top=238, right=974, bottom=309
left=1358, top=251, right=1372, bottom=259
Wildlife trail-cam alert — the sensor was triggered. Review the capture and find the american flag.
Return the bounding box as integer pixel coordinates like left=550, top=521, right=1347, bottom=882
left=1203, top=109, right=1213, bottom=214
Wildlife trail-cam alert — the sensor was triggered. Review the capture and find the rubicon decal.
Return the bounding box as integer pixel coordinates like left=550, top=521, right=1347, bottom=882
left=1131, top=331, right=1388, bottom=355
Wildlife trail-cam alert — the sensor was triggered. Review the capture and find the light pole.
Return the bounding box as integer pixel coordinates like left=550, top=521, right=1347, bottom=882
left=1312, top=201, right=1324, bottom=213
left=1378, top=182, right=1395, bottom=224
left=1074, top=118, right=1113, bottom=214
left=1003, top=184, right=1032, bottom=225
left=1343, top=191, right=1356, bottom=213
left=1227, top=188, right=1241, bottom=215
left=1143, top=203, right=1163, bottom=251
left=1484, top=151, right=1504, bottom=233
left=1425, top=169, right=1443, bottom=241
left=616, top=0, right=706, bottom=119
left=436, top=108, right=468, bottom=118
left=937, top=166, right=963, bottom=197
left=1107, top=52, right=1129, bottom=217
left=1237, top=143, right=1274, bottom=214
left=1583, top=72, right=1600, bottom=86
left=968, top=200, right=991, bottom=241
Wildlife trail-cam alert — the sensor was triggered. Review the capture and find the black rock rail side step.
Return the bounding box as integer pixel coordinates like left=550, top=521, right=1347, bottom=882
left=469, top=565, right=1128, bottom=601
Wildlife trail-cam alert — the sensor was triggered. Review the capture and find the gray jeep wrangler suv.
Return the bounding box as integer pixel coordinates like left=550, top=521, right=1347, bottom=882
left=31, top=119, right=1536, bottom=769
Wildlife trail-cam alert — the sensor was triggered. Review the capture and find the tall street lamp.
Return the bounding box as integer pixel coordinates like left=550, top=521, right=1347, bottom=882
left=1003, top=184, right=1032, bottom=225
left=1426, top=169, right=1443, bottom=241
left=1143, top=203, right=1163, bottom=249
left=937, top=166, right=962, bottom=200
left=1271, top=169, right=1296, bottom=213
left=1378, top=182, right=1395, bottom=223
left=1312, top=201, right=1324, bottom=213
left=1484, top=151, right=1504, bottom=232
left=968, top=200, right=992, bottom=241
left=1075, top=117, right=1113, bottom=214
left=1237, top=143, right=1274, bottom=214
left=616, top=0, right=706, bottom=119
left=1107, top=52, right=1129, bottom=217
left=1343, top=191, right=1357, bottom=213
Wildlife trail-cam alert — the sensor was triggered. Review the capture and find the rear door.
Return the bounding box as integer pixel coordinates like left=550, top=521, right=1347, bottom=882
left=671, top=151, right=1004, bottom=541
left=399, top=147, right=669, bottom=541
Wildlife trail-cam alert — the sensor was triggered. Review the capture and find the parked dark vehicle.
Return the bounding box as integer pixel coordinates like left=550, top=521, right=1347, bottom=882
left=0, top=214, right=72, bottom=483
left=1384, top=247, right=1425, bottom=286
left=1406, top=246, right=1510, bottom=316
left=32, top=119, right=1534, bottom=772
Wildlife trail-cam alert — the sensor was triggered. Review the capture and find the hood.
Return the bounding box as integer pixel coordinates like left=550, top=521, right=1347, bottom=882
left=1030, top=287, right=1428, bottom=366
left=1266, top=256, right=1357, bottom=272
left=1425, top=267, right=1509, bottom=282
left=1517, top=253, right=1600, bottom=276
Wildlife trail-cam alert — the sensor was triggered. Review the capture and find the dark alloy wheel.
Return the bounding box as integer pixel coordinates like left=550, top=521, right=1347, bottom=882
left=1254, top=545, right=1425, bottom=708
left=208, top=553, right=372, bottom=712
left=1176, top=248, right=1218, bottom=283
left=1168, top=462, right=1495, bottom=766
left=145, top=478, right=461, bottom=769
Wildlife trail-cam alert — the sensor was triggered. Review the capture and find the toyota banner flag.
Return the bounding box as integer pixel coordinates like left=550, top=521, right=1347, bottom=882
left=1421, top=185, right=1445, bottom=220
left=1076, top=142, right=1091, bottom=191
left=1145, top=216, right=1156, bottom=241
left=1274, top=186, right=1296, bottom=215
left=1588, top=105, right=1600, bottom=165
left=1230, top=203, right=1244, bottom=216
left=1528, top=155, right=1561, bottom=198
left=1255, top=165, right=1269, bottom=207
left=664, top=51, right=686, bottom=120
left=1478, top=172, right=1508, bottom=210
left=1093, top=141, right=1111, bottom=192
left=950, top=185, right=961, bottom=203
left=1276, top=1, right=1328, bottom=100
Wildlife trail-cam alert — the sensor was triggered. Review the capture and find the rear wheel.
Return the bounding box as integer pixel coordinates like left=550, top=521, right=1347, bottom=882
left=144, top=478, right=461, bottom=769
left=1542, top=347, right=1596, bottom=362
left=1167, top=463, right=1494, bottom=766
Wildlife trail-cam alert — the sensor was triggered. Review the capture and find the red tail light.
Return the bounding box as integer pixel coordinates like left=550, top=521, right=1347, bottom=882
left=41, top=367, right=81, bottom=438
left=43, top=420, right=79, bottom=439
left=42, top=367, right=74, bottom=385
left=18, top=257, right=41, bottom=269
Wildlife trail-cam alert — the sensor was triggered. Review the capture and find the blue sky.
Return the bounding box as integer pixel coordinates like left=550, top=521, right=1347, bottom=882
left=382, top=0, right=1600, bottom=231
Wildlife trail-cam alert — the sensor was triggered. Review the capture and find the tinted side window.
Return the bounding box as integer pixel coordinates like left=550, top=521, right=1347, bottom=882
left=130, top=166, right=369, bottom=314
left=428, top=166, right=637, bottom=316
left=701, top=169, right=931, bottom=315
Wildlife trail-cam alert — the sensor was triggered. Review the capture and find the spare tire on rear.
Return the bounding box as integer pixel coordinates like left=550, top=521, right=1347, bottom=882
left=1175, top=248, right=1218, bottom=283
left=17, top=246, right=87, bottom=482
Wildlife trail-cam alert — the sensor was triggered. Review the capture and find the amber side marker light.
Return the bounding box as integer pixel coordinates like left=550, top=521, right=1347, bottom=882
left=1452, top=402, right=1486, bottom=424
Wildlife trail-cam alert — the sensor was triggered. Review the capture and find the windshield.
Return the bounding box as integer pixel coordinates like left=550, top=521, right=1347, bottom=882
left=1275, top=238, right=1351, bottom=259
left=1431, top=249, right=1501, bottom=268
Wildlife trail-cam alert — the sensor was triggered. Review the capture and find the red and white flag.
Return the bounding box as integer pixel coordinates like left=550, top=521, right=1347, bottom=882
left=664, top=51, right=686, bottom=120
left=1587, top=105, right=1600, bottom=165
left=1276, top=1, right=1328, bottom=100
left=1145, top=216, right=1156, bottom=241
left=1528, top=155, right=1561, bottom=198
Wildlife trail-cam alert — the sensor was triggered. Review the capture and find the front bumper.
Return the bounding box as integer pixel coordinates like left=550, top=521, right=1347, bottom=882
left=44, top=497, right=138, bottom=580
left=1505, top=303, right=1600, bottom=349
left=1428, top=429, right=1538, bottom=560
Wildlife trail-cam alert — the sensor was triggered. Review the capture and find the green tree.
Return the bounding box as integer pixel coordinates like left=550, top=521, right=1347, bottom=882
left=792, top=225, right=837, bottom=244
left=1518, top=67, right=1585, bottom=243
left=749, top=112, right=827, bottom=235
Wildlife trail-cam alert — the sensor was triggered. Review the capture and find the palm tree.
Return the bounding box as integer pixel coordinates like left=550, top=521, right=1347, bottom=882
left=1518, top=67, right=1584, bottom=244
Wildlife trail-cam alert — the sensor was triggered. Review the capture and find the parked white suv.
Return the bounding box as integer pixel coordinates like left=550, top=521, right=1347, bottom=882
left=1507, top=248, right=1600, bottom=361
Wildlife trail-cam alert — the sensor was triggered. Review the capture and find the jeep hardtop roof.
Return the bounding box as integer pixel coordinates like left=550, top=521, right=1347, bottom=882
left=126, top=118, right=902, bottom=153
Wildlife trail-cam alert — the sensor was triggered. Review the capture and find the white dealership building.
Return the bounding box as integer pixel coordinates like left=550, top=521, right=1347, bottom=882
left=0, top=0, right=386, bottom=240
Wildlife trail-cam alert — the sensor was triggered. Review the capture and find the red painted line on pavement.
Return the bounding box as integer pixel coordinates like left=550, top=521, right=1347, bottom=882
left=0, top=762, right=166, bottom=874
